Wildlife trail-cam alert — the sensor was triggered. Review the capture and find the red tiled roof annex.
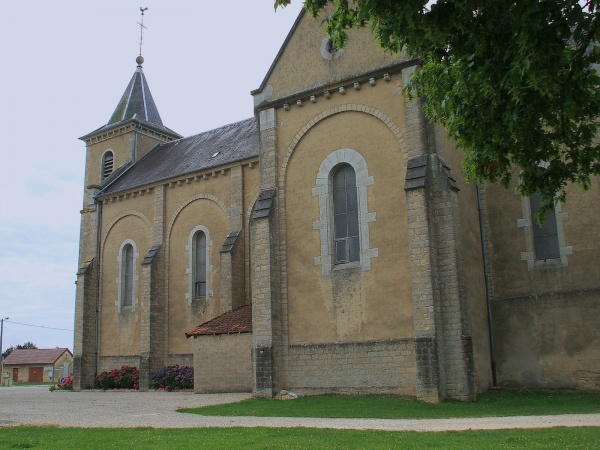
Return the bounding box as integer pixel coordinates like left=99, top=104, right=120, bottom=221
left=186, top=305, right=252, bottom=337
left=3, top=348, right=72, bottom=365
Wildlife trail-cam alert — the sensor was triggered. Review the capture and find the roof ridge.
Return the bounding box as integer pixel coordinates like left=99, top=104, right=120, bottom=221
left=177, top=117, right=256, bottom=142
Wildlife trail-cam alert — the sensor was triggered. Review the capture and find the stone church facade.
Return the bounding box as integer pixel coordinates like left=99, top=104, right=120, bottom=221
left=73, top=11, right=600, bottom=401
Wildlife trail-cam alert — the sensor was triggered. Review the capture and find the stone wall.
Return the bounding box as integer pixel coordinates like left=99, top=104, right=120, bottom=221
left=286, top=339, right=416, bottom=395
left=193, top=333, right=252, bottom=393
left=493, top=288, right=600, bottom=390
left=73, top=259, right=97, bottom=391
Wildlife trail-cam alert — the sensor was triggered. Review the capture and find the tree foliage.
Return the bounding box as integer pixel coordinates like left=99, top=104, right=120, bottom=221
left=276, top=0, right=600, bottom=208
left=16, top=341, right=37, bottom=350
left=2, top=342, right=37, bottom=359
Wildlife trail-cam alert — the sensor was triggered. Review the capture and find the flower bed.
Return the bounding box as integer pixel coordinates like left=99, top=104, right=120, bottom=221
left=57, top=376, right=73, bottom=390
left=95, top=366, right=139, bottom=390
left=151, top=365, right=194, bottom=391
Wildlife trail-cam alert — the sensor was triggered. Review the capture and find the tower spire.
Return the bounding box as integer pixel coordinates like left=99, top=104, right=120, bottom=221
left=106, top=7, right=164, bottom=127
left=137, top=7, right=148, bottom=67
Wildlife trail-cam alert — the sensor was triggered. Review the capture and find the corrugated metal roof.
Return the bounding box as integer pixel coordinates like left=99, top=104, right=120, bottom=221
left=186, top=305, right=252, bottom=337
left=3, top=348, right=71, bottom=366
left=101, top=117, right=258, bottom=195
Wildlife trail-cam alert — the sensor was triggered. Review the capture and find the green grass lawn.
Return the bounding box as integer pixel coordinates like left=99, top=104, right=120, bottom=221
left=0, top=426, right=598, bottom=449
left=180, top=390, right=600, bottom=419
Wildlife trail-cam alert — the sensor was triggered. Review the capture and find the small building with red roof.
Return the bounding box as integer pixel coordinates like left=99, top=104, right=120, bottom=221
left=186, top=305, right=252, bottom=393
left=3, top=348, right=73, bottom=384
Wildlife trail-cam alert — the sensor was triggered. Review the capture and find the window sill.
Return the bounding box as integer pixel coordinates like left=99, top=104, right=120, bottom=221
left=190, top=297, right=207, bottom=307
left=332, top=261, right=361, bottom=272
left=532, top=258, right=566, bottom=270
left=118, top=305, right=135, bottom=315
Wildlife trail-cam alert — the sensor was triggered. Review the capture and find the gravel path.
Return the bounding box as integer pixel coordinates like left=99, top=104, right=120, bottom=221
left=1, top=386, right=599, bottom=431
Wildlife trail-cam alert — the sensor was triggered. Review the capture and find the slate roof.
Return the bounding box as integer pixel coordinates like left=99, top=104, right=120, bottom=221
left=79, top=64, right=181, bottom=141
left=100, top=117, right=258, bottom=195
left=186, top=305, right=252, bottom=337
left=109, top=65, right=163, bottom=126
left=3, top=348, right=72, bottom=366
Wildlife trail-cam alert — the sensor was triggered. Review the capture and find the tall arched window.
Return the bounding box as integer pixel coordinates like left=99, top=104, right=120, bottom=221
left=529, top=193, right=560, bottom=261
left=186, top=225, right=212, bottom=305
left=194, top=231, right=207, bottom=298
left=312, top=148, right=378, bottom=276
left=116, top=239, right=138, bottom=312
left=332, top=164, right=360, bottom=264
left=102, top=151, right=114, bottom=180
left=518, top=167, right=572, bottom=270
left=121, top=244, right=134, bottom=307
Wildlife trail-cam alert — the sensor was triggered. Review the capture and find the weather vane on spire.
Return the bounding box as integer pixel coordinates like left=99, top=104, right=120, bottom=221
left=138, top=7, right=148, bottom=57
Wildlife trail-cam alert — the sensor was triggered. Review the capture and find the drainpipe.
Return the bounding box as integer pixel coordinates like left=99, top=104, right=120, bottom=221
left=476, top=184, right=497, bottom=386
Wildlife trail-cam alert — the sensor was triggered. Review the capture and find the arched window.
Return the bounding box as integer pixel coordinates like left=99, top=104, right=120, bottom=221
left=116, top=239, right=138, bottom=312
left=194, top=231, right=207, bottom=298
left=332, top=164, right=360, bottom=264
left=102, top=151, right=114, bottom=180
left=312, top=148, right=378, bottom=276
left=121, top=244, right=134, bottom=307
left=529, top=193, right=560, bottom=261
left=186, top=225, right=213, bottom=305
left=517, top=168, right=572, bottom=269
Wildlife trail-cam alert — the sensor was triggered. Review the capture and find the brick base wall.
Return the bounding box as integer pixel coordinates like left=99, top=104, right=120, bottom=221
left=285, top=339, right=417, bottom=395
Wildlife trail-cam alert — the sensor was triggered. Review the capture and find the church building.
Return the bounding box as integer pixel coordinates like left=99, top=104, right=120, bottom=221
left=73, top=10, right=600, bottom=401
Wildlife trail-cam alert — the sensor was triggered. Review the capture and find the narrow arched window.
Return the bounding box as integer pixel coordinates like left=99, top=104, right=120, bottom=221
left=121, top=244, right=134, bottom=307
left=313, top=149, right=377, bottom=276
left=194, top=231, right=207, bottom=298
left=102, top=151, right=114, bottom=180
left=529, top=193, right=560, bottom=261
left=333, top=164, right=360, bottom=264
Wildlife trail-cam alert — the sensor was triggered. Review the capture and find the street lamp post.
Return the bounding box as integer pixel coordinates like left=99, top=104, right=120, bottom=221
left=0, top=317, right=8, bottom=386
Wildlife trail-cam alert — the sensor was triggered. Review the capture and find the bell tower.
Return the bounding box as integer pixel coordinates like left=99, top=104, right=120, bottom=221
left=73, top=8, right=181, bottom=390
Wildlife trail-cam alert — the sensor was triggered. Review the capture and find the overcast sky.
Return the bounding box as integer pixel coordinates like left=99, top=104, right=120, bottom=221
left=0, top=1, right=305, bottom=353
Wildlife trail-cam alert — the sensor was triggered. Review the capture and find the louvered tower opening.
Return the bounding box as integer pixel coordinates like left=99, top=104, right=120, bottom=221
left=103, top=151, right=114, bottom=179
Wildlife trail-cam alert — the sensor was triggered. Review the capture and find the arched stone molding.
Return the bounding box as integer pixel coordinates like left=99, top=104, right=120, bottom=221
left=268, top=105, right=406, bottom=373
left=165, top=193, right=230, bottom=246
left=101, top=211, right=154, bottom=251
left=279, top=104, right=406, bottom=184
left=97, top=211, right=152, bottom=327
left=276, top=107, right=404, bottom=276
left=164, top=193, right=230, bottom=312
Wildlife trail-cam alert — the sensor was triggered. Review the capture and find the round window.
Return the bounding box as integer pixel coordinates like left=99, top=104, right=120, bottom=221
left=320, top=37, right=343, bottom=60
